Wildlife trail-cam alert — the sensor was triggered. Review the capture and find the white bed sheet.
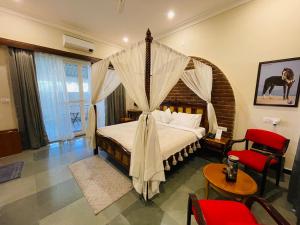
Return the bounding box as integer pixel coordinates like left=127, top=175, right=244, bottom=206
left=97, top=121, right=205, bottom=160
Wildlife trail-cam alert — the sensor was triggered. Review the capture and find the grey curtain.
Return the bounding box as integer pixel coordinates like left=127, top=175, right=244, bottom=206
left=8, top=48, right=48, bottom=149
left=288, top=136, right=300, bottom=224
left=105, top=84, right=126, bottom=125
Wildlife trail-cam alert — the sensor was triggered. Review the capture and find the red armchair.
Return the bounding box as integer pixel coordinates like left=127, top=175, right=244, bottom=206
left=227, top=129, right=289, bottom=196
left=187, top=193, right=290, bottom=225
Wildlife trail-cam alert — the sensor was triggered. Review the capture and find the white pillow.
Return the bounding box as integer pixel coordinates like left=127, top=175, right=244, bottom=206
left=151, top=108, right=172, bottom=123
left=171, top=111, right=178, bottom=121
left=151, top=110, right=161, bottom=122
left=170, top=112, right=202, bottom=129
left=160, top=108, right=172, bottom=123
left=193, top=113, right=202, bottom=127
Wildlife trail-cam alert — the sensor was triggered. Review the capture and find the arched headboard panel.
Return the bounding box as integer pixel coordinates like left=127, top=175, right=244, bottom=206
left=164, top=56, right=235, bottom=138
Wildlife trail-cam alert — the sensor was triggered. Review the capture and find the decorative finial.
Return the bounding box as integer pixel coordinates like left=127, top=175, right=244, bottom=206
left=145, top=29, right=153, bottom=42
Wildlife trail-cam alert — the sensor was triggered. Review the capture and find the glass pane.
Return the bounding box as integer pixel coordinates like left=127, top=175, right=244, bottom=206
left=65, top=63, right=80, bottom=101
left=82, top=64, right=91, bottom=102
left=70, top=103, right=82, bottom=132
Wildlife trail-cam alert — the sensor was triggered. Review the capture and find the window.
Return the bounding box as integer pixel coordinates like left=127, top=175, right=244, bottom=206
left=65, top=60, right=91, bottom=135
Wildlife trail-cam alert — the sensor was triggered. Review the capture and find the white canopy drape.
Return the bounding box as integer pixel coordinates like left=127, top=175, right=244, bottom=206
left=86, top=59, right=121, bottom=148
left=109, top=40, right=190, bottom=199
left=182, top=59, right=218, bottom=132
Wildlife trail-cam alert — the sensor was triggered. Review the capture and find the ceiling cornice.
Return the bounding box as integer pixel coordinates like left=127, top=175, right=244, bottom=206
left=0, top=7, right=122, bottom=50
left=155, top=0, right=252, bottom=40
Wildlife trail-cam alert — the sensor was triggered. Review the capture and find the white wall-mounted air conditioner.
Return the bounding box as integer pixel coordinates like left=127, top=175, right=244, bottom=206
left=63, top=35, right=95, bottom=53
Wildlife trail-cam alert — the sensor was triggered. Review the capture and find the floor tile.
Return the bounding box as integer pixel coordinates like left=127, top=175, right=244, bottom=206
left=0, top=175, right=36, bottom=207
left=39, top=198, right=109, bottom=225
left=109, top=200, right=165, bottom=225
left=0, top=179, right=82, bottom=225
left=0, top=150, right=34, bottom=166
left=35, top=165, right=73, bottom=192
left=97, top=191, right=139, bottom=223
left=158, top=186, right=193, bottom=225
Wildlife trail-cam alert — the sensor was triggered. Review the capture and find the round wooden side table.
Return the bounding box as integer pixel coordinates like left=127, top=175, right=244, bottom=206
left=203, top=163, right=257, bottom=201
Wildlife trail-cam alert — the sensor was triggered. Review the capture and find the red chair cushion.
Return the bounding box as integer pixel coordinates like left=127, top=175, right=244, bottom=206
left=193, top=200, right=258, bottom=225
left=228, top=150, right=278, bottom=172
left=225, top=223, right=259, bottom=225
left=245, top=129, right=287, bottom=153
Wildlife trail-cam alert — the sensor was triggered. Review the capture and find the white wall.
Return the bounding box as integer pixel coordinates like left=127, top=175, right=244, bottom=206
left=159, top=0, right=300, bottom=169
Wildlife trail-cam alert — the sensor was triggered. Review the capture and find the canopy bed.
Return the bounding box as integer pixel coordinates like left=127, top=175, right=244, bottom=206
left=96, top=101, right=207, bottom=171
left=86, top=30, right=219, bottom=200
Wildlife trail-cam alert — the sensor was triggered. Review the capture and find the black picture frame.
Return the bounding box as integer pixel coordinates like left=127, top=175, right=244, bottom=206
left=254, top=57, right=300, bottom=107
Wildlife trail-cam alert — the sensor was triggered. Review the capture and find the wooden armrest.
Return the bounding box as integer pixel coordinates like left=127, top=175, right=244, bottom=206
left=245, top=196, right=291, bottom=225
left=188, top=194, right=206, bottom=225
left=261, top=153, right=276, bottom=172
left=226, top=138, right=246, bottom=151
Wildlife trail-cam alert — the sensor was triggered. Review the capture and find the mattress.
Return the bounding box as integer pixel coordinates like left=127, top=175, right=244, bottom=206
left=97, top=121, right=205, bottom=160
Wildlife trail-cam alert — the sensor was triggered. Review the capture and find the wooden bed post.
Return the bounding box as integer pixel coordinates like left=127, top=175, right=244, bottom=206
left=93, top=104, right=98, bottom=155
left=145, top=29, right=153, bottom=104
left=145, top=29, right=153, bottom=201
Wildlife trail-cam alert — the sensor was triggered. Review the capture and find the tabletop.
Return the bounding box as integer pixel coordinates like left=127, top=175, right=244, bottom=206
left=203, top=163, right=257, bottom=196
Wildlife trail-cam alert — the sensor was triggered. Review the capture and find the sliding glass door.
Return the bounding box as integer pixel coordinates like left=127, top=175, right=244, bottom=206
left=65, top=61, right=91, bottom=136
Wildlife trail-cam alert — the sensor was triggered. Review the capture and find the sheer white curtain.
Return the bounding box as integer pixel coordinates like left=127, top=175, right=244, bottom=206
left=34, top=52, right=74, bottom=142
left=110, top=42, right=150, bottom=199
left=86, top=59, right=121, bottom=147
left=181, top=59, right=218, bottom=132
left=110, top=41, right=190, bottom=199
left=151, top=41, right=191, bottom=107
left=99, top=69, right=122, bottom=100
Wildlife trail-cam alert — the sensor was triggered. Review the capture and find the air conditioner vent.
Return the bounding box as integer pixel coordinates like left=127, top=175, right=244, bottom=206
left=63, top=35, right=95, bottom=53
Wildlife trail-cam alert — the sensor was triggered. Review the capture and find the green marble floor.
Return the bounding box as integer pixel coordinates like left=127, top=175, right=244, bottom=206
left=0, top=137, right=297, bottom=225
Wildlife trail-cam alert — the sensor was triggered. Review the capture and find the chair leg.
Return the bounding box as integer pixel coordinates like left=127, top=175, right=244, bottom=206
left=187, top=196, right=192, bottom=225
left=275, top=166, right=281, bottom=186
left=93, top=147, right=98, bottom=155
left=260, top=171, right=267, bottom=196
left=276, top=158, right=282, bottom=186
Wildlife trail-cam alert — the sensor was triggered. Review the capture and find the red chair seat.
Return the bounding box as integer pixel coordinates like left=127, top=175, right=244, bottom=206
left=193, top=200, right=258, bottom=225
left=228, top=150, right=277, bottom=172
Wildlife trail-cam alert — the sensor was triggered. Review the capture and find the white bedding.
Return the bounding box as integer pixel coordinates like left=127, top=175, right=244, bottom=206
left=97, top=121, right=205, bottom=160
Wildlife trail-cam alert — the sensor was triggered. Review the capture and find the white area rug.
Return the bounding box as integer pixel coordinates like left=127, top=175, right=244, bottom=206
left=69, top=156, right=132, bottom=214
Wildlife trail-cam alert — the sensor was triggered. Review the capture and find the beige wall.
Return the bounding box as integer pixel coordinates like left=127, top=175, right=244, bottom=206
left=0, top=9, right=121, bottom=59
left=0, top=46, right=17, bottom=130
left=159, top=0, right=300, bottom=169
left=0, top=9, right=122, bottom=131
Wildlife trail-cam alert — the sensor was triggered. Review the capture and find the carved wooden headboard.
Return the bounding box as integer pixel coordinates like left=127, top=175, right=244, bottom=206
left=160, top=101, right=208, bottom=131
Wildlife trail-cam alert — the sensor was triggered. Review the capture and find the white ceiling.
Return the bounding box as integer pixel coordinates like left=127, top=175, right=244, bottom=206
left=0, top=0, right=250, bottom=46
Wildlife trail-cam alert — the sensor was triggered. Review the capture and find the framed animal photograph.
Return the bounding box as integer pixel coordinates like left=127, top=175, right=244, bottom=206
left=254, top=57, right=300, bottom=107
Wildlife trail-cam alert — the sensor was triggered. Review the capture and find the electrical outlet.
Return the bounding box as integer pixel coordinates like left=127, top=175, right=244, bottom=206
left=263, top=117, right=280, bottom=126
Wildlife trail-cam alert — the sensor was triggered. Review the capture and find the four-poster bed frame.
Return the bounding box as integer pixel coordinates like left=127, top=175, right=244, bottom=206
left=92, top=29, right=208, bottom=171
